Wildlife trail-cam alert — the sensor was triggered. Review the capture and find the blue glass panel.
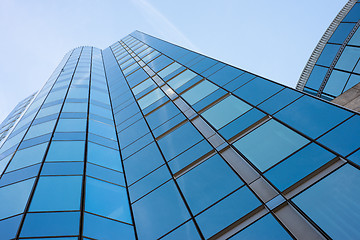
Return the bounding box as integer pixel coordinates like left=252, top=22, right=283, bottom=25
left=41, top=162, right=83, bottom=176
left=181, top=80, right=218, bottom=105
left=168, top=139, right=213, bottom=172
left=335, top=46, right=360, bottom=71
left=7, top=142, right=47, bottom=172
left=293, top=164, right=360, bottom=239
left=118, top=119, right=149, bottom=147
left=30, top=176, right=82, bottom=211
left=265, top=143, right=335, bottom=191
left=196, top=186, right=261, bottom=239
left=0, top=178, right=34, bottom=219
left=208, top=65, right=243, bottom=86
left=258, top=88, right=302, bottom=115
left=121, top=133, right=153, bottom=158
left=167, top=70, right=197, bottom=90
left=86, top=163, right=125, bottom=186
left=329, top=23, right=356, bottom=44
left=219, top=108, right=266, bottom=140
left=0, top=164, right=40, bottom=187
left=323, top=70, right=349, bottom=96
left=138, top=88, right=166, bottom=110
left=158, top=122, right=204, bottom=161
left=192, top=88, right=227, bottom=112
left=87, top=142, right=122, bottom=172
left=152, top=114, right=186, bottom=138
left=275, top=95, right=352, bottom=139
left=233, top=119, right=309, bottom=172
left=318, top=115, right=360, bottom=156
left=233, top=77, right=283, bottom=105
left=56, top=118, right=87, bottom=132
left=348, top=149, right=360, bottom=165
left=305, top=65, right=328, bottom=90
left=158, top=62, right=181, bottom=79
left=223, top=73, right=255, bottom=92
left=200, top=62, right=226, bottom=78
left=52, top=132, right=86, bottom=141
left=161, top=220, right=201, bottom=240
left=146, top=102, right=181, bottom=130
left=229, top=214, right=291, bottom=240
left=344, top=74, right=360, bottom=91
left=317, top=44, right=341, bottom=67
left=343, top=3, right=360, bottom=22
left=201, top=95, right=251, bottom=129
left=85, top=177, right=132, bottom=223
left=83, top=213, right=135, bottom=240
left=132, top=78, right=155, bottom=95
left=348, top=26, right=360, bottom=46
left=129, top=165, right=171, bottom=202
left=177, top=154, right=243, bottom=214
left=0, top=215, right=22, bottom=240
left=89, top=120, right=116, bottom=140
left=46, top=141, right=85, bottom=162
left=132, top=180, right=190, bottom=240
left=20, top=212, right=80, bottom=237
left=124, top=142, right=164, bottom=184
left=190, top=57, right=218, bottom=74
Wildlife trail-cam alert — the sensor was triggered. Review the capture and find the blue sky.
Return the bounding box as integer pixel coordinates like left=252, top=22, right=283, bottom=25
left=0, top=0, right=348, bottom=122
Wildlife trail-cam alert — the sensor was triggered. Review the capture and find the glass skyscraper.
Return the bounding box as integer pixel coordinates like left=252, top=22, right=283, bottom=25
left=1, top=23, right=360, bottom=240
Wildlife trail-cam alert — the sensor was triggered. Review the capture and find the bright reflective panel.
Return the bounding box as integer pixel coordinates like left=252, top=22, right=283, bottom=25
left=233, top=119, right=309, bottom=172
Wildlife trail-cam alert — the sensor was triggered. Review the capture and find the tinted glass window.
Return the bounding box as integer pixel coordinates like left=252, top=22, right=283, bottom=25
left=233, top=119, right=309, bottom=172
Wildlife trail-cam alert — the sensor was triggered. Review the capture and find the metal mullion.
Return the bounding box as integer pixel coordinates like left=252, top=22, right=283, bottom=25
left=15, top=47, right=84, bottom=239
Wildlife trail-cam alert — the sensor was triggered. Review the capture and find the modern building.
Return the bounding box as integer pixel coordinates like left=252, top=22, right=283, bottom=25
left=1, top=14, right=360, bottom=240
left=297, top=0, right=360, bottom=101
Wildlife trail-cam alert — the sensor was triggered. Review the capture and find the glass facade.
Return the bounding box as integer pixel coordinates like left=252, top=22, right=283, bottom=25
left=298, top=0, right=360, bottom=100
left=0, top=28, right=360, bottom=239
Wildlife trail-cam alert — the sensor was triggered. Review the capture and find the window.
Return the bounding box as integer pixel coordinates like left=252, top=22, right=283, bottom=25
left=335, top=46, right=360, bottom=72
left=181, top=81, right=218, bottom=105
left=275, top=95, right=352, bottom=139
left=20, top=212, right=80, bottom=237
left=229, top=214, right=291, bottom=239
left=233, top=119, right=309, bottom=172
left=158, top=122, right=204, bottom=161
left=293, top=164, right=360, bottom=239
left=0, top=178, right=35, bottom=220
left=128, top=165, right=171, bottom=202
left=124, top=142, right=164, bottom=184
left=56, top=119, right=87, bottom=132
left=318, top=115, right=360, bottom=156
left=132, top=180, right=190, bottom=239
left=85, top=177, right=132, bottom=223
left=138, top=88, right=165, bottom=110
left=196, top=186, right=261, bottom=239
left=83, top=213, right=135, bottom=240
left=87, top=142, right=122, bottom=172
left=158, top=62, right=181, bottom=79
left=177, top=154, right=243, bottom=214
left=167, top=69, right=197, bottom=90
left=30, top=176, right=82, bottom=211
left=323, top=70, right=349, bottom=96
left=46, top=141, right=85, bottom=162
left=264, top=143, right=335, bottom=191
left=132, top=78, right=155, bottom=95
left=201, top=95, right=251, bottom=129
left=7, top=143, right=47, bottom=172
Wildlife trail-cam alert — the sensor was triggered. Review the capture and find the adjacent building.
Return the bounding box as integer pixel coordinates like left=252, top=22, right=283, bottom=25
left=1, top=6, right=360, bottom=239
